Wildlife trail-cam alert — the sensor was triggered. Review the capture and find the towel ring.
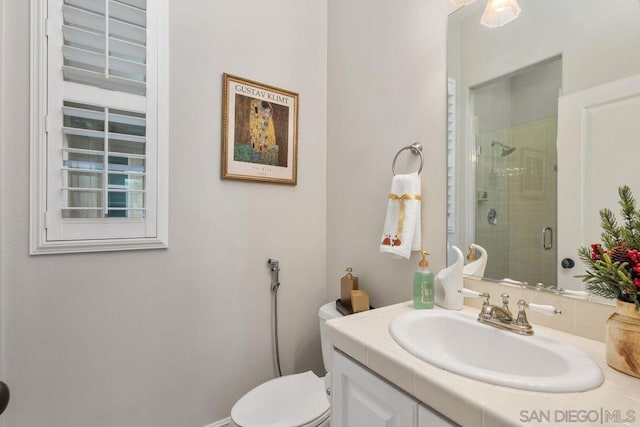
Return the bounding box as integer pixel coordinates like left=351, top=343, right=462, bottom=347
left=392, top=142, right=424, bottom=176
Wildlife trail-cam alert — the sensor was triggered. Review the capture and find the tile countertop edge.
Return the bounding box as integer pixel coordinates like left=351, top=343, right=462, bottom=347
left=326, top=301, right=640, bottom=427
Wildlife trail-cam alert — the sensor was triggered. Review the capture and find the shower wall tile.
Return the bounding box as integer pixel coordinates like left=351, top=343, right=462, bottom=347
left=475, top=116, right=559, bottom=285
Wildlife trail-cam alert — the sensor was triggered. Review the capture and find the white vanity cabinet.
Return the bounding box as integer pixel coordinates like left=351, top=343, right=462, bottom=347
left=331, top=350, right=456, bottom=427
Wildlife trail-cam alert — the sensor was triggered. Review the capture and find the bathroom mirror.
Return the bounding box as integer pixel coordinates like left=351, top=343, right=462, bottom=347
left=447, top=0, right=640, bottom=291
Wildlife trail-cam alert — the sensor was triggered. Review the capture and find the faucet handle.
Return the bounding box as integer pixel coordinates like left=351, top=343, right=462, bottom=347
left=515, top=299, right=562, bottom=327
left=458, top=288, right=489, bottom=300
left=500, top=293, right=509, bottom=305
left=527, top=302, right=562, bottom=316
left=500, top=293, right=513, bottom=316
left=515, top=300, right=530, bottom=327
left=459, top=289, right=490, bottom=310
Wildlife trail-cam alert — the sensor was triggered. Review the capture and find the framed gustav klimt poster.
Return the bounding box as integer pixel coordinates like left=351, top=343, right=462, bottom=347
left=222, top=74, right=299, bottom=185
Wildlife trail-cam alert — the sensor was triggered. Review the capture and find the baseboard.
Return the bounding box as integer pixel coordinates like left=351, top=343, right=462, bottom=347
left=203, top=417, right=230, bottom=427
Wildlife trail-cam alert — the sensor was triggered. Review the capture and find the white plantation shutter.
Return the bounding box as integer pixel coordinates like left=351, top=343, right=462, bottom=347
left=61, top=0, right=147, bottom=95
left=447, top=78, right=456, bottom=235
left=30, top=0, right=168, bottom=253
left=60, top=103, right=147, bottom=219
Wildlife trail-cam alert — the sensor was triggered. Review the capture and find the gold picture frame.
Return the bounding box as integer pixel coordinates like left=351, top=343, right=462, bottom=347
left=222, top=73, right=299, bottom=185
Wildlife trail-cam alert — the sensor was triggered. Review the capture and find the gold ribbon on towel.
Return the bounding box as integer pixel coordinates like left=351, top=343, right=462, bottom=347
left=388, top=193, right=422, bottom=241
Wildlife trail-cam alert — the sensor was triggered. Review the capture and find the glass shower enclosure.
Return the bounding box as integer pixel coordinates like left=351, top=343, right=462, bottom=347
left=470, top=58, right=560, bottom=286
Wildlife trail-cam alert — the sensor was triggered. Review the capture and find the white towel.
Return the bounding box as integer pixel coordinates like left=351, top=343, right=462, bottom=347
left=379, top=172, right=422, bottom=259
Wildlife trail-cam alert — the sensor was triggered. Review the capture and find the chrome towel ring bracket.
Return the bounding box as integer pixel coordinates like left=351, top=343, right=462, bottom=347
left=392, top=142, right=424, bottom=176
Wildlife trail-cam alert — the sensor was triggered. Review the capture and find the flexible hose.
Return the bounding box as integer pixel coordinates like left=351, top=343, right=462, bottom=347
left=272, top=288, right=283, bottom=377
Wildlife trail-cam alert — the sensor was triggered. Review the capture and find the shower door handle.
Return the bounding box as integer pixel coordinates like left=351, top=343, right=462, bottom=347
left=542, top=227, right=553, bottom=250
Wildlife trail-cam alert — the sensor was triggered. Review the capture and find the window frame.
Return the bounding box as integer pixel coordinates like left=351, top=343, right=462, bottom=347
left=29, top=0, right=169, bottom=254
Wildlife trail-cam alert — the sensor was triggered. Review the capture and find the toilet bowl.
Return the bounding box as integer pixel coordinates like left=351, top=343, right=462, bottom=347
left=229, top=302, right=342, bottom=427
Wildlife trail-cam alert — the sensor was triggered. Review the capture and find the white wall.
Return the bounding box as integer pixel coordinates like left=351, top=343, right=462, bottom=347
left=0, top=1, right=327, bottom=426
left=2, top=0, right=461, bottom=424
left=326, top=0, right=453, bottom=306
left=511, top=59, right=561, bottom=126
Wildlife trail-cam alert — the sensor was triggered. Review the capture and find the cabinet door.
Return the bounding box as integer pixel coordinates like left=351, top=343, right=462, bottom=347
left=419, top=404, right=458, bottom=427
left=332, top=350, right=418, bottom=427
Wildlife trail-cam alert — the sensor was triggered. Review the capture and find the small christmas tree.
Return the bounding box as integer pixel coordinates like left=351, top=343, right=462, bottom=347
left=577, top=185, right=640, bottom=310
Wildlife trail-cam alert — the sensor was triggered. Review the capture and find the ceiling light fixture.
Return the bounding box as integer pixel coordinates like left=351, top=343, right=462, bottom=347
left=449, top=0, right=478, bottom=6
left=480, top=0, right=522, bottom=28
left=449, top=0, right=522, bottom=28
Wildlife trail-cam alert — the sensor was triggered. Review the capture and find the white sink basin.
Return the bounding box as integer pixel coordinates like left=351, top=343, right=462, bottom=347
left=389, top=310, right=603, bottom=392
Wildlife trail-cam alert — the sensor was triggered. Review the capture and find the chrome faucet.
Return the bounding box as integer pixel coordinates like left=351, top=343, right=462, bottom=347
left=459, top=289, right=562, bottom=336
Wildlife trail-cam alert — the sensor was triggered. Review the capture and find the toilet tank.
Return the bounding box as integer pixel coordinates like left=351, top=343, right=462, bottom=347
left=318, top=301, right=343, bottom=373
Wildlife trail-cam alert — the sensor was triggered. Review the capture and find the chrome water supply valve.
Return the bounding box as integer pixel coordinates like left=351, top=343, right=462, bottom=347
left=268, top=259, right=280, bottom=291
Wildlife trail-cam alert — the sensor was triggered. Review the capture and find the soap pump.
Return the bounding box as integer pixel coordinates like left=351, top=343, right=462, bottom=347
left=413, top=251, right=434, bottom=309
left=340, top=267, right=359, bottom=306
left=434, top=245, right=464, bottom=310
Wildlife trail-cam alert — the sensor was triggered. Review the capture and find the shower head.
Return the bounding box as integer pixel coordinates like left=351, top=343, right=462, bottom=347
left=491, top=140, right=516, bottom=156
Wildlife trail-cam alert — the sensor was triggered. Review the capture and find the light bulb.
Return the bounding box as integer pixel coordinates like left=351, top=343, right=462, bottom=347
left=480, top=0, right=522, bottom=28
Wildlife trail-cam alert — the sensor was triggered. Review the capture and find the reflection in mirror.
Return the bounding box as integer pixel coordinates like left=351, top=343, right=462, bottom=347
left=447, top=0, right=640, bottom=291
left=463, top=243, right=488, bottom=277
left=472, top=58, right=560, bottom=287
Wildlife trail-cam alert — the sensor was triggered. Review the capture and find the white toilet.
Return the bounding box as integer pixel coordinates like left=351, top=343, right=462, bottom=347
left=230, top=301, right=343, bottom=427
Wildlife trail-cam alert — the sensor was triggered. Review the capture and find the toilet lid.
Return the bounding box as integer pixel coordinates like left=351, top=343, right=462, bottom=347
left=231, top=371, right=330, bottom=427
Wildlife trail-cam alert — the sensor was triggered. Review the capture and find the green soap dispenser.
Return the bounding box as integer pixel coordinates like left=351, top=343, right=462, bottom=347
left=413, top=250, right=434, bottom=309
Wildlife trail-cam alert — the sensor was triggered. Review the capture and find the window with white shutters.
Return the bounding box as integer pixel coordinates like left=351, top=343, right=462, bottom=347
left=30, top=0, right=168, bottom=253
left=447, top=78, right=456, bottom=236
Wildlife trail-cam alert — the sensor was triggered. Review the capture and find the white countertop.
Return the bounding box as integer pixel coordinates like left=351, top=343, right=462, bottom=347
left=326, top=302, right=640, bottom=427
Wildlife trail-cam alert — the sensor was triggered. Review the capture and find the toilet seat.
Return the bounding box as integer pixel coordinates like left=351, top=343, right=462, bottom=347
left=230, top=371, right=330, bottom=427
